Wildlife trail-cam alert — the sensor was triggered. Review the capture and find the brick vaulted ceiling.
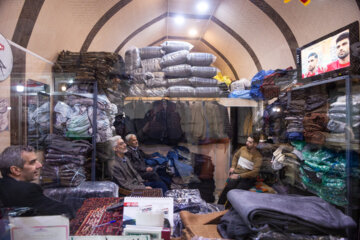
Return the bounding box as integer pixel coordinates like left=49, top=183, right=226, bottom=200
left=1, top=0, right=360, bottom=81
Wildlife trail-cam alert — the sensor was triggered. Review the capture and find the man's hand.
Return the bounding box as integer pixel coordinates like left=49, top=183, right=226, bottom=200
left=229, top=174, right=239, bottom=180
left=229, top=168, right=235, bottom=174
left=146, top=167, right=153, bottom=172
left=145, top=186, right=152, bottom=189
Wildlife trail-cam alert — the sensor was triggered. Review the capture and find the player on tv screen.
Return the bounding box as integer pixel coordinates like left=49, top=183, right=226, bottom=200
left=302, top=52, right=324, bottom=78
left=326, top=32, right=350, bottom=72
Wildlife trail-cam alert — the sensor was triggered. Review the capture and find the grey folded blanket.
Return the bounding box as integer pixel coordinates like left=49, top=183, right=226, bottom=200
left=218, top=189, right=356, bottom=238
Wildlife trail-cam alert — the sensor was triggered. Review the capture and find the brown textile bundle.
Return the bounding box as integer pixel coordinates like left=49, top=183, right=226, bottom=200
left=303, top=113, right=329, bottom=131
left=53, top=50, right=124, bottom=89
left=304, top=131, right=327, bottom=145
left=180, top=210, right=228, bottom=240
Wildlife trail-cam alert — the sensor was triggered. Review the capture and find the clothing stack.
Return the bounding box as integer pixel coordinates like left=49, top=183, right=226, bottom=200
left=54, top=84, right=117, bottom=142
left=299, top=146, right=348, bottom=206
left=126, top=46, right=168, bottom=97
left=218, top=189, right=356, bottom=239
left=256, top=142, right=277, bottom=182
left=53, top=50, right=125, bottom=90
left=125, top=41, right=222, bottom=98
left=271, top=144, right=304, bottom=190
left=284, top=90, right=305, bottom=141
left=303, top=87, right=329, bottom=145
left=27, top=101, right=50, bottom=149
left=326, top=93, right=360, bottom=150
left=41, top=134, right=92, bottom=188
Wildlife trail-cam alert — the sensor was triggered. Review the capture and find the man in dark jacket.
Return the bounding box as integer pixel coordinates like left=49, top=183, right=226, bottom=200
left=125, top=134, right=168, bottom=193
left=0, top=145, right=74, bottom=218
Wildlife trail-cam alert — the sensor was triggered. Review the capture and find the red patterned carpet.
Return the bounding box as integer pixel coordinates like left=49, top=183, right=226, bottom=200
left=70, top=197, right=124, bottom=236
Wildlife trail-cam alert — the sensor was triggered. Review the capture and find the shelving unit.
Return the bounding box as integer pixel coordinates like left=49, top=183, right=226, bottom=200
left=290, top=74, right=359, bottom=229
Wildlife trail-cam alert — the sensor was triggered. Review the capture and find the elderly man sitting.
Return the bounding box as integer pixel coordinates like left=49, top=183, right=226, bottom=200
left=125, top=134, right=168, bottom=193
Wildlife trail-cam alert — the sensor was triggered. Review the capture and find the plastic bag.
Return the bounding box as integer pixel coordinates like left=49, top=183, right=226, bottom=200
left=189, top=77, right=218, bottom=87
left=195, top=87, right=221, bottom=97
left=144, top=87, right=167, bottom=97
left=141, top=58, right=162, bottom=72
left=230, top=78, right=251, bottom=91
left=191, top=66, right=219, bottom=78
left=186, top=52, right=216, bottom=66
left=214, top=72, right=231, bottom=86
left=125, top=47, right=141, bottom=74
left=167, top=86, right=196, bottom=97
left=129, top=84, right=146, bottom=96
left=167, top=77, right=191, bottom=86
left=163, top=64, right=192, bottom=77
left=139, top=46, right=165, bottom=59
left=161, top=41, right=194, bottom=53
left=160, top=50, right=189, bottom=68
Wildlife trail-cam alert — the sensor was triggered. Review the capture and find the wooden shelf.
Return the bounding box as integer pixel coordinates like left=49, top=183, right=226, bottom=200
left=124, top=97, right=258, bottom=107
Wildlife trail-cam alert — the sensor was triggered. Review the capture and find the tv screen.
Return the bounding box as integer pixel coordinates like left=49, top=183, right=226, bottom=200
left=297, top=21, right=359, bottom=82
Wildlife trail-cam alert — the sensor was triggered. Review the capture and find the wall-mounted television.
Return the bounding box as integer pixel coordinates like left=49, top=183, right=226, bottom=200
left=297, top=21, right=359, bottom=83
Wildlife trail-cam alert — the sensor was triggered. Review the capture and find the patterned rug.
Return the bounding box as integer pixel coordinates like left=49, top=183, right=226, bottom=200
left=70, top=197, right=124, bottom=236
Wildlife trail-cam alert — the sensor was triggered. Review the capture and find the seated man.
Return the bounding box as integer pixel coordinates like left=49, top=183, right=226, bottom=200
left=0, top=145, right=74, bottom=218
left=218, top=134, right=262, bottom=205
left=110, top=135, right=152, bottom=191
left=125, top=134, right=168, bottom=193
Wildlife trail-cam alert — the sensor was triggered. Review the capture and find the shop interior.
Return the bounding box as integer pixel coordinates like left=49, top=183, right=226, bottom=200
left=0, top=0, right=360, bottom=239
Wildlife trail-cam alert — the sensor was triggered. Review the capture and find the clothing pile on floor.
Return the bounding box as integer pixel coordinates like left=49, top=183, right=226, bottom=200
left=144, top=146, right=216, bottom=202
left=53, top=50, right=125, bottom=90
left=125, top=41, right=223, bottom=98
left=41, top=134, right=92, bottom=188
left=54, top=84, right=117, bottom=142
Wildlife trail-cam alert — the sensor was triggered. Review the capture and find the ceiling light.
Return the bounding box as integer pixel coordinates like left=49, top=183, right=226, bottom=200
left=197, top=1, right=209, bottom=12
left=69, top=79, right=74, bottom=84
left=189, top=29, right=198, bottom=37
left=174, top=15, right=185, bottom=25
left=61, top=85, right=67, bottom=92
left=16, top=85, right=24, bottom=92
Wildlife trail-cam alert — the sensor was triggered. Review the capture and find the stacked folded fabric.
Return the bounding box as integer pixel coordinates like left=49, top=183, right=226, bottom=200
left=271, top=144, right=304, bottom=189
left=326, top=93, right=360, bottom=150
left=41, top=134, right=92, bottom=188
left=53, top=50, right=125, bottom=90
left=217, top=189, right=356, bottom=239
left=303, top=87, right=329, bottom=145
left=284, top=90, right=305, bottom=141
left=125, top=41, right=223, bottom=98
left=299, top=147, right=348, bottom=206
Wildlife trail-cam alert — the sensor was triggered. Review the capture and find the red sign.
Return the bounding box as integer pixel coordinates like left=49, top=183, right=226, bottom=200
left=284, top=0, right=311, bottom=6
left=124, top=202, right=139, bottom=207
left=0, top=43, right=4, bottom=51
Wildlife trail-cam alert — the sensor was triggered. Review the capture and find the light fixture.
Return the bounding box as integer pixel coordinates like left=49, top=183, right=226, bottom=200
left=61, top=85, right=67, bottom=92
left=174, top=15, right=185, bottom=25
left=7, top=107, right=11, bottom=110
left=16, top=85, right=24, bottom=92
left=189, top=28, right=198, bottom=37
left=69, top=79, right=74, bottom=84
left=196, top=1, right=209, bottom=13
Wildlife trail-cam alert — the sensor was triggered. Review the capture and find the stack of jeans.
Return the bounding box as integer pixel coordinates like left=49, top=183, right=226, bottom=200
left=41, top=134, right=92, bottom=188
left=303, top=87, right=329, bottom=145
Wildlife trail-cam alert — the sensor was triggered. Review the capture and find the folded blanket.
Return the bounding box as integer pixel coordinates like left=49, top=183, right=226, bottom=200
left=225, top=189, right=356, bottom=236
